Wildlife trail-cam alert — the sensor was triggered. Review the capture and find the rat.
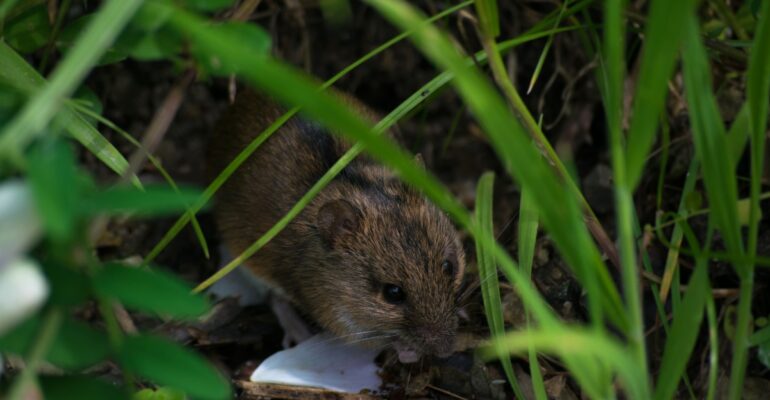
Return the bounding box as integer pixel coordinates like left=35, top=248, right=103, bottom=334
left=207, top=89, right=466, bottom=363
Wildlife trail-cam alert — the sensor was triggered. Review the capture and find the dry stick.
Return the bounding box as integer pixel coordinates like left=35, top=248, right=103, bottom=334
left=230, top=0, right=263, bottom=21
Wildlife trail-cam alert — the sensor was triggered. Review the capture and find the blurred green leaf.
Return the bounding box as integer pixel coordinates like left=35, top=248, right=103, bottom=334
left=128, top=29, right=183, bottom=61
left=190, top=22, right=271, bottom=76
left=48, top=318, right=110, bottom=370
left=474, top=0, right=499, bottom=37
left=82, top=185, right=203, bottom=217
left=0, top=316, right=39, bottom=354
left=44, top=264, right=92, bottom=307
left=184, top=0, right=236, bottom=12
left=4, top=3, right=51, bottom=53
left=133, top=387, right=187, bottom=400
left=93, top=263, right=210, bottom=318
left=41, top=376, right=129, bottom=400
left=118, top=334, right=231, bottom=400
left=751, top=325, right=770, bottom=346
left=26, top=140, right=81, bottom=241
left=0, top=316, right=109, bottom=370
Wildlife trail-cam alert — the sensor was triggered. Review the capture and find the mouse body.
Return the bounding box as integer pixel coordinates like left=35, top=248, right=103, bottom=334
left=207, top=89, right=465, bottom=362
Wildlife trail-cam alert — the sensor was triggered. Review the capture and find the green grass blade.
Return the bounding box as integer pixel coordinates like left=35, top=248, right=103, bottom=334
left=730, top=1, right=770, bottom=397
left=0, top=0, right=144, bottom=162
left=482, top=328, right=650, bottom=399
left=474, top=172, right=525, bottom=399
left=526, top=0, right=568, bottom=94
left=727, top=104, right=749, bottom=170
left=653, top=258, right=710, bottom=399
left=625, top=0, right=698, bottom=187
left=517, top=188, right=547, bottom=400
left=363, top=0, right=626, bottom=330
left=474, top=0, right=499, bottom=37
left=681, top=15, right=744, bottom=265
left=0, top=41, right=139, bottom=186
left=603, top=0, right=649, bottom=379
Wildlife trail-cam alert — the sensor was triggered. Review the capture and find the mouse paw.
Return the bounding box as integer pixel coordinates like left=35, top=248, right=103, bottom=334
left=269, top=294, right=312, bottom=348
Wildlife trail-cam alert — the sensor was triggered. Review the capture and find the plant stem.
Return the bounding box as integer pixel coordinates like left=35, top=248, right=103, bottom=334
left=728, top=275, right=754, bottom=399
left=6, top=308, right=63, bottom=400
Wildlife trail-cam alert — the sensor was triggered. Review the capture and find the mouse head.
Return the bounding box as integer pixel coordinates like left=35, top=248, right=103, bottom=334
left=311, top=181, right=465, bottom=363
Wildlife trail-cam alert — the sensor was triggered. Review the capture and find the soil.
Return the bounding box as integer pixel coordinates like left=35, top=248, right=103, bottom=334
left=76, top=1, right=770, bottom=399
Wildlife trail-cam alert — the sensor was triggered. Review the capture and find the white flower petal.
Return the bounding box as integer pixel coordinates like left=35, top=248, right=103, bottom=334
left=0, top=181, right=42, bottom=266
left=0, top=258, right=49, bottom=335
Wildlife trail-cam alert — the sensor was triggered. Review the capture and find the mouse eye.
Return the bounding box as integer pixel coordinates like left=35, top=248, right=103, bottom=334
left=383, top=284, right=406, bottom=304
left=441, top=259, right=454, bottom=276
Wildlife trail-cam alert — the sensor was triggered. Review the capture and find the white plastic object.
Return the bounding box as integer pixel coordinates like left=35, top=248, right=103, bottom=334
left=250, top=333, right=382, bottom=394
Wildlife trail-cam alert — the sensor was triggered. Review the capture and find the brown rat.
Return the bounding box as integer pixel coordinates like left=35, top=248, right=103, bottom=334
left=207, top=89, right=466, bottom=363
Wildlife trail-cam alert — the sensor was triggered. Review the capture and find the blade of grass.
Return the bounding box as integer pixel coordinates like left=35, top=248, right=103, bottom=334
left=526, top=0, right=568, bottom=94
left=625, top=0, right=698, bottom=188
left=0, top=41, right=140, bottom=187
left=475, top=172, right=525, bottom=399
left=482, top=328, right=650, bottom=399
left=653, top=258, right=710, bottom=399
left=0, top=0, right=144, bottom=163
left=518, top=188, right=547, bottom=400
left=731, top=0, right=770, bottom=396
left=603, top=0, right=648, bottom=379
left=474, top=0, right=499, bottom=38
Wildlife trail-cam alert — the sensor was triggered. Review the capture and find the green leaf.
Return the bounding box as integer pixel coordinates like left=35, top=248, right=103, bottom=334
left=26, top=140, right=81, bottom=241
left=41, top=376, right=129, bottom=400
left=0, top=316, right=110, bottom=370
left=47, top=319, right=110, bottom=370
left=190, top=22, right=271, bottom=76
left=3, top=3, right=51, bottom=53
left=0, top=316, right=39, bottom=354
left=133, top=387, right=187, bottom=400
left=44, top=264, right=92, bottom=307
left=750, top=325, right=770, bottom=346
left=82, top=185, right=203, bottom=217
left=653, top=261, right=709, bottom=400
left=92, top=263, right=210, bottom=318
left=184, top=0, right=236, bottom=12
left=118, top=334, right=231, bottom=400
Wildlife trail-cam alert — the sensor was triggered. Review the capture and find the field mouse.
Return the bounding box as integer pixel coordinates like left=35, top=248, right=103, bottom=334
left=207, top=89, right=466, bottom=363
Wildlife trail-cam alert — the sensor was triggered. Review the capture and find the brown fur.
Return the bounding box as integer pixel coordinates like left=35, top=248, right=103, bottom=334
left=207, top=89, right=466, bottom=358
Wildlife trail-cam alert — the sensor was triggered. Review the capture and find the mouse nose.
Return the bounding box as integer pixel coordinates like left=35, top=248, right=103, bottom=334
left=416, top=325, right=456, bottom=357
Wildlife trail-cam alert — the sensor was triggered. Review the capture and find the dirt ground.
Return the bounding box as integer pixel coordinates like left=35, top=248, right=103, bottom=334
left=81, top=1, right=770, bottom=398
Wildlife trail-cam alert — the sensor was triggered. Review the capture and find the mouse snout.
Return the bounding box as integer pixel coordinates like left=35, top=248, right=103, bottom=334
left=414, top=323, right=456, bottom=358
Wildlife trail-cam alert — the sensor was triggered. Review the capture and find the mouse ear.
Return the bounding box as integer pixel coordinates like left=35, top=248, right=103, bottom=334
left=317, top=199, right=361, bottom=249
